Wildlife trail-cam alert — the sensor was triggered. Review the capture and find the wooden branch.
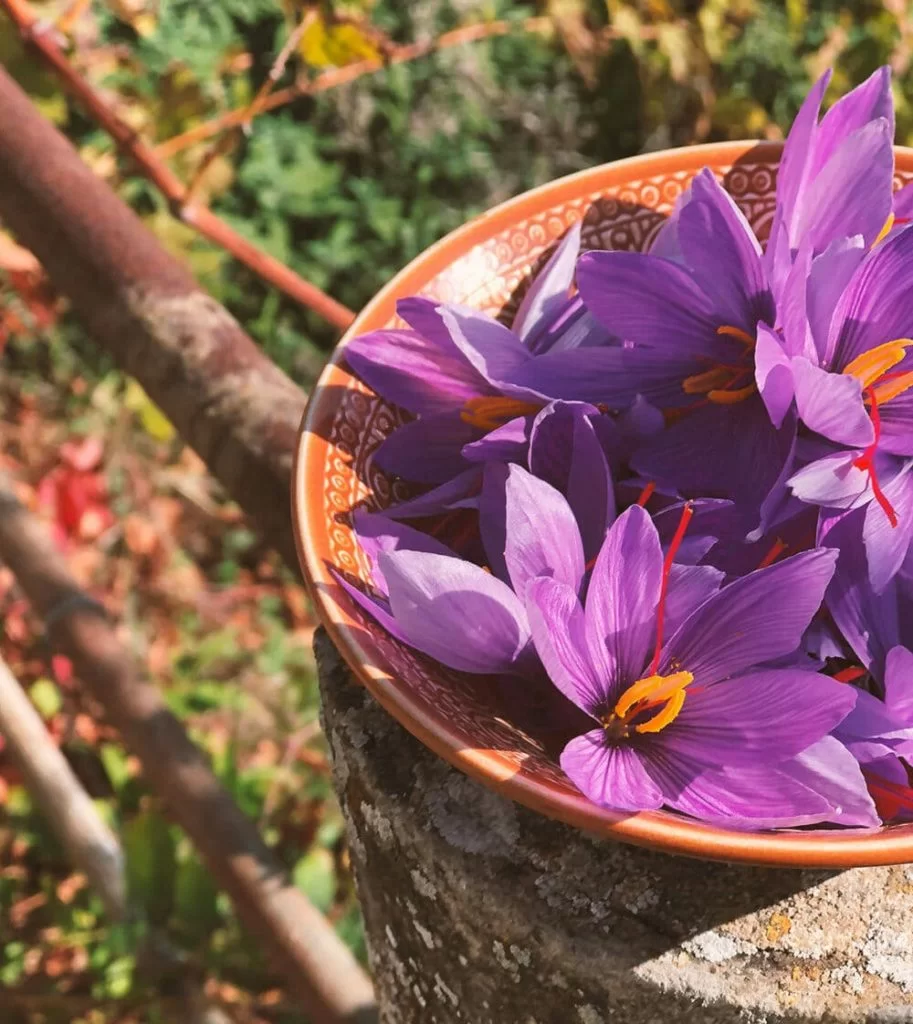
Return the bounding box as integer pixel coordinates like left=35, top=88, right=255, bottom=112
left=0, top=653, right=127, bottom=920
left=0, top=0, right=355, bottom=330
left=0, top=65, right=303, bottom=569
left=155, top=16, right=554, bottom=158
left=0, top=480, right=378, bottom=1024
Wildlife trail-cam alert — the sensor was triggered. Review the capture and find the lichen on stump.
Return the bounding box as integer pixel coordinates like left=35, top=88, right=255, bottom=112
left=315, top=628, right=913, bottom=1023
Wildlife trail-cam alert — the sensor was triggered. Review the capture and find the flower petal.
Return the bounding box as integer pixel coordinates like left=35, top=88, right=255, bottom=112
left=663, top=563, right=724, bottom=640
left=345, top=326, right=488, bottom=416
left=585, top=505, right=663, bottom=686
left=381, top=469, right=482, bottom=520
left=788, top=451, right=870, bottom=510
left=790, top=357, right=874, bottom=448
left=353, top=509, right=456, bottom=594
left=811, top=66, right=893, bottom=178
left=380, top=549, right=530, bottom=674
left=526, top=577, right=606, bottom=715
left=661, top=549, right=838, bottom=685
left=785, top=736, right=880, bottom=828
left=373, top=413, right=480, bottom=484
left=512, top=222, right=581, bottom=344
left=661, top=667, right=855, bottom=767
left=503, top=466, right=585, bottom=596
left=435, top=304, right=535, bottom=393
left=560, top=731, right=664, bottom=812
left=755, top=323, right=794, bottom=428
left=461, top=415, right=533, bottom=464
left=863, top=463, right=913, bottom=592
left=885, top=645, right=913, bottom=719
left=806, top=236, right=866, bottom=363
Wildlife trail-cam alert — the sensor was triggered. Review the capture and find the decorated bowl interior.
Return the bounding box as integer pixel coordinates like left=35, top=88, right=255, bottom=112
left=294, top=141, right=913, bottom=868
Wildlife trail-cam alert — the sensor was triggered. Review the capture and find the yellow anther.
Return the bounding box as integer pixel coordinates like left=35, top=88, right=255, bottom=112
left=873, top=213, right=895, bottom=248
left=844, top=339, right=913, bottom=389
left=634, top=688, right=687, bottom=734
left=682, top=366, right=733, bottom=395
left=613, top=670, right=694, bottom=720
left=708, top=383, right=757, bottom=404
left=460, top=396, right=542, bottom=431
left=871, top=370, right=913, bottom=406
left=716, top=324, right=756, bottom=347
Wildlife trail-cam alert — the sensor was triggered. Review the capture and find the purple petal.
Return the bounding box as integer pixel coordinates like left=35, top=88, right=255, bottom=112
left=330, top=567, right=411, bottom=647
left=863, top=464, right=913, bottom=592
left=661, top=667, right=855, bottom=767
left=811, top=66, right=893, bottom=178
left=663, top=563, right=724, bottom=639
left=806, top=236, right=866, bottom=362
left=503, top=466, right=585, bottom=596
left=526, top=577, right=607, bottom=715
left=879, top=390, right=913, bottom=456
left=895, top=181, right=913, bottom=220
left=790, top=357, right=874, bottom=448
left=677, top=168, right=774, bottom=328
left=436, top=304, right=535, bottom=394
left=381, top=469, right=482, bottom=520
left=478, top=462, right=509, bottom=584
left=344, top=326, right=488, bottom=416
left=661, top=548, right=838, bottom=685
left=561, top=731, right=664, bottom=812
left=461, top=415, right=533, bottom=464
left=380, top=549, right=530, bottom=675
left=799, top=119, right=894, bottom=255
left=788, top=451, right=870, bottom=510
left=774, top=737, right=880, bottom=828
left=585, top=505, right=663, bottom=685
left=353, top=509, right=456, bottom=593
left=755, top=323, right=794, bottom=428
left=373, top=413, right=480, bottom=484
left=885, top=645, right=913, bottom=718
left=512, top=222, right=581, bottom=343
left=576, top=250, right=735, bottom=361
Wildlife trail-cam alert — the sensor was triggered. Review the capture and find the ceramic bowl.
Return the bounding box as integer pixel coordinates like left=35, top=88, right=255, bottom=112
left=294, top=141, right=913, bottom=868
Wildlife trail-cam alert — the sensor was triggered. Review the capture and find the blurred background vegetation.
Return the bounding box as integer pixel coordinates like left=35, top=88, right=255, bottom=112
left=1, top=0, right=911, bottom=1021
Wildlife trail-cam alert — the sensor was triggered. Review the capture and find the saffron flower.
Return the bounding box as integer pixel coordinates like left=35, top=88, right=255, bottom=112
left=344, top=223, right=621, bottom=485
left=526, top=505, right=859, bottom=825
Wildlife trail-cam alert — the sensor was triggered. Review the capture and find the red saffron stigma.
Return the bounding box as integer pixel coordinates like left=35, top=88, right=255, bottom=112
left=648, top=502, right=694, bottom=676
left=757, top=537, right=788, bottom=570
left=833, top=665, right=867, bottom=684
left=855, top=387, right=899, bottom=528
left=636, top=481, right=656, bottom=508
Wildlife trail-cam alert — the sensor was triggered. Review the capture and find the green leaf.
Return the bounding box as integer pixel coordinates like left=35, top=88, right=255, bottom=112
left=174, top=854, right=221, bottom=943
left=29, top=678, right=62, bottom=720
left=124, top=809, right=176, bottom=926
left=293, top=848, right=336, bottom=912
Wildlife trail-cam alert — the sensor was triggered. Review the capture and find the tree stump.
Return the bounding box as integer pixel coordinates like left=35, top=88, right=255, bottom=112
left=315, top=628, right=913, bottom=1024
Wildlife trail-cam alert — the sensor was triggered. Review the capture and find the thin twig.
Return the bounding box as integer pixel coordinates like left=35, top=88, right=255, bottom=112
left=0, top=651, right=127, bottom=919
left=0, top=477, right=377, bottom=1024
left=245, top=8, right=318, bottom=129
left=0, top=0, right=355, bottom=330
left=155, top=16, right=554, bottom=158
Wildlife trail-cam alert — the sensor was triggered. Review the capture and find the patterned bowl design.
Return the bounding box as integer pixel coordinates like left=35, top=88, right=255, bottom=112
left=294, top=141, right=913, bottom=867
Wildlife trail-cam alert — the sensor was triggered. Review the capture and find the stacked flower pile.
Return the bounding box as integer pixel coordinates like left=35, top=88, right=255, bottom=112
left=339, top=68, right=913, bottom=830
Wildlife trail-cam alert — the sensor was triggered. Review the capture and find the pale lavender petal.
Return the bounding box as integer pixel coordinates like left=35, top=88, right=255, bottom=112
left=837, top=688, right=911, bottom=752
left=677, top=168, right=773, bottom=328
left=811, top=66, right=893, bottom=177
left=895, top=181, right=913, bottom=220
left=374, top=413, right=480, bottom=483
left=778, top=239, right=815, bottom=359
left=661, top=668, right=854, bottom=767
left=353, top=509, right=455, bottom=593
left=513, top=222, right=581, bottom=343
left=576, top=250, right=735, bottom=361
left=806, top=236, right=866, bottom=363
left=798, top=119, right=894, bottom=255
left=863, top=464, right=913, bottom=592
left=755, top=323, right=794, bottom=428
left=380, top=550, right=530, bottom=674
left=503, top=466, right=585, bottom=595
left=345, top=327, right=488, bottom=416
left=776, top=737, right=880, bottom=828
left=461, top=415, right=533, bottom=464
left=330, top=568, right=411, bottom=647
left=788, top=451, right=870, bottom=510
left=885, top=645, right=913, bottom=719
left=790, top=357, right=873, bottom=448
left=561, top=732, right=664, bottom=812
left=661, top=549, right=838, bottom=685
left=526, top=578, right=608, bottom=715
left=585, top=505, right=663, bottom=685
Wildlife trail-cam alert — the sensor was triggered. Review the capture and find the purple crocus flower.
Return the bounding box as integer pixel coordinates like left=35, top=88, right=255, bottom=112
left=526, top=504, right=859, bottom=826
left=576, top=168, right=795, bottom=532
left=344, top=224, right=621, bottom=486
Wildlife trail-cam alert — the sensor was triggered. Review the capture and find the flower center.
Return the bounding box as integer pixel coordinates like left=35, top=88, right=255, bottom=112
left=459, top=396, right=543, bottom=431
left=681, top=325, right=757, bottom=405
left=602, top=670, right=695, bottom=737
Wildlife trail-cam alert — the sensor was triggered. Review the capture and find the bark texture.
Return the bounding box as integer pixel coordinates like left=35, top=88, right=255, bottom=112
left=316, top=627, right=913, bottom=1024
left=0, top=67, right=305, bottom=569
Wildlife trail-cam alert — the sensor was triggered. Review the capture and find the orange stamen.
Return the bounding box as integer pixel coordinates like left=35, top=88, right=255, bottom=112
left=844, top=338, right=913, bottom=389
left=757, top=537, right=788, bottom=570
left=682, top=366, right=733, bottom=395
left=649, top=502, right=694, bottom=676
left=708, top=382, right=757, bottom=404
left=870, top=369, right=913, bottom=406
left=716, top=324, right=756, bottom=347
left=854, top=388, right=898, bottom=529
left=873, top=213, right=896, bottom=248
left=636, top=480, right=657, bottom=508
left=460, top=396, right=542, bottom=431
left=833, top=665, right=867, bottom=684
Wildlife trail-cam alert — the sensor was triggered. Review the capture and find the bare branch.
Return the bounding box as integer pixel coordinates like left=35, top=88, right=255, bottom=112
left=0, top=652, right=127, bottom=920
left=0, top=479, right=378, bottom=1024
left=0, top=0, right=355, bottom=330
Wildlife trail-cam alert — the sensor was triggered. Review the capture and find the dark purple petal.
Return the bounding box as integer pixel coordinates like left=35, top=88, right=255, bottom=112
left=878, top=390, right=913, bottom=456
left=660, top=667, right=855, bottom=767
left=561, top=731, right=664, bottom=812
left=755, top=324, right=794, bottom=428
left=373, top=413, right=480, bottom=484
left=790, top=357, right=873, bottom=448
left=381, top=469, right=482, bottom=520
left=785, top=737, right=880, bottom=827
left=661, top=549, right=838, bottom=685
left=885, top=645, right=913, bottom=718
left=677, top=169, right=773, bottom=328
left=478, top=462, right=509, bottom=583
left=585, top=505, right=663, bottom=686
left=526, top=578, right=607, bottom=715
left=512, top=222, right=581, bottom=343
left=344, top=327, right=488, bottom=416
left=380, top=549, right=530, bottom=674
left=461, top=415, right=534, bottom=464
left=503, top=466, right=585, bottom=596
left=576, top=250, right=735, bottom=361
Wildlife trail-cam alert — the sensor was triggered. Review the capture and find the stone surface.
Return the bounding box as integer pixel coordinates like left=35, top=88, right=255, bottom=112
left=316, top=628, right=913, bottom=1023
